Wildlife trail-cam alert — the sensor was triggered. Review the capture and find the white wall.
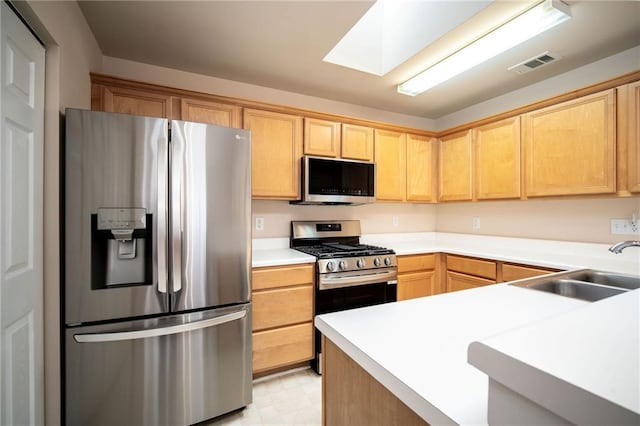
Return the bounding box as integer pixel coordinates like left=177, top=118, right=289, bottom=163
left=11, top=2, right=103, bottom=425
left=436, top=197, right=640, bottom=244
left=436, top=45, right=640, bottom=131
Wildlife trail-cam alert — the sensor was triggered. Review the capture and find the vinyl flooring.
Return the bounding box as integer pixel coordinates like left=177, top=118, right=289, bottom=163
left=208, top=367, right=322, bottom=426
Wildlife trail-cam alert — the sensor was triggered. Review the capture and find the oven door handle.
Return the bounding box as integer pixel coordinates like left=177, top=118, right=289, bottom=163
left=318, top=269, right=398, bottom=290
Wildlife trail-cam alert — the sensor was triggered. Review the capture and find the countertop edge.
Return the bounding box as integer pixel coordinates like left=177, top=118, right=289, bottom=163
left=468, top=341, right=640, bottom=425
left=315, top=316, right=457, bottom=426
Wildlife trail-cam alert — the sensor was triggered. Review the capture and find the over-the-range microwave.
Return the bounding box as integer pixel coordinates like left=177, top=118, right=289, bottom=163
left=291, top=155, right=376, bottom=205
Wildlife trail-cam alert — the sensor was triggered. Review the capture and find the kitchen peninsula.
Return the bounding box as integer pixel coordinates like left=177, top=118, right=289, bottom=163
left=254, top=232, right=639, bottom=425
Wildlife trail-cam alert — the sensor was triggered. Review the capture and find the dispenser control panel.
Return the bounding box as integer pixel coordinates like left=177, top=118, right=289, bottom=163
left=97, top=208, right=146, bottom=230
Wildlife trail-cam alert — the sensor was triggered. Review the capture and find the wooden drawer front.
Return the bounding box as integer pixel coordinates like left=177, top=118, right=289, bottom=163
left=446, top=255, right=496, bottom=280
left=502, top=263, right=558, bottom=282
left=252, top=264, right=314, bottom=290
left=446, top=271, right=495, bottom=293
left=253, top=323, right=313, bottom=373
left=397, top=271, right=437, bottom=301
left=253, top=285, right=313, bottom=331
left=397, top=254, right=436, bottom=273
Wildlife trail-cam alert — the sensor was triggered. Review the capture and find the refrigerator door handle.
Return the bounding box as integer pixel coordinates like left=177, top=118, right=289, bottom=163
left=170, top=122, right=183, bottom=293
left=157, top=135, right=168, bottom=293
left=73, top=309, right=246, bottom=343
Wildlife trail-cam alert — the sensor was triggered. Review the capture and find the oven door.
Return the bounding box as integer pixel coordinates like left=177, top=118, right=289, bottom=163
left=313, top=271, right=397, bottom=374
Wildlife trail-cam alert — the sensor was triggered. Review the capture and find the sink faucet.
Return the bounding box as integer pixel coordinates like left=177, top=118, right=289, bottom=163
left=608, top=241, right=640, bottom=254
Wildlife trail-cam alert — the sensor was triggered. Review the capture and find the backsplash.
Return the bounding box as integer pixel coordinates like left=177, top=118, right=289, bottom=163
left=251, top=200, right=437, bottom=238
left=252, top=197, right=640, bottom=244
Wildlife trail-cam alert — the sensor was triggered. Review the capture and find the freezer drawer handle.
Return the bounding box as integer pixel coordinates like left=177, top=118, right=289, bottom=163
left=73, top=310, right=246, bottom=343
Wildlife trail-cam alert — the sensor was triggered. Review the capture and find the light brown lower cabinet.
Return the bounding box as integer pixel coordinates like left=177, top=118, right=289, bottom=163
left=323, top=336, right=427, bottom=426
left=501, top=263, right=560, bottom=282
left=445, top=254, right=497, bottom=293
left=397, top=254, right=441, bottom=300
left=253, top=323, right=314, bottom=374
left=446, top=271, right=495, bottom=292
left=251, top=264, right=314, bottom=374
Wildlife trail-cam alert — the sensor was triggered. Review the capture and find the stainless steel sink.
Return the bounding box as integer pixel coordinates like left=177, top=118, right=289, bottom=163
left=526, top=279, right=627, bottom=302
left=561, top=271, right=640, bottom=290
left=510, top=269, right=639, bottom=302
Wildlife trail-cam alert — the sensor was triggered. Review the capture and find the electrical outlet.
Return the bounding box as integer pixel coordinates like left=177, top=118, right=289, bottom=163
left=472, top=216, right=480, bottom=230
left=255, top=217, right=264, bottom=231
left=392, top=216, right=399, bottom=227
left=610, top=219, right=640, bottom=235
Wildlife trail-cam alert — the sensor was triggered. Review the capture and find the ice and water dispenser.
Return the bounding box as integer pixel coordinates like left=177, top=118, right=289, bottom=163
left=91, top=207, right=152, bottom=288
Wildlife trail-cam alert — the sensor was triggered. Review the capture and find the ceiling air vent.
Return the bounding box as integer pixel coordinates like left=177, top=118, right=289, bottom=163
left=508, top=51, right=560, bottom=75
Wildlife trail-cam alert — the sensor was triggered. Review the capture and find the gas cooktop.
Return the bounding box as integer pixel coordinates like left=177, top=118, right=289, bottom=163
left=293, top=242, right=394, bottom=259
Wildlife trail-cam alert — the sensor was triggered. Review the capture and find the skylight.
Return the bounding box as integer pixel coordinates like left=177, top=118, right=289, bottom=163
left=323, top=0, right=492, bottom=76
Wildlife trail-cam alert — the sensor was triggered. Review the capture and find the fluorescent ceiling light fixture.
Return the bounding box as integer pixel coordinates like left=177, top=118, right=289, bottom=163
left=397, top=0, right=571, bottom=96
left=324, top=0, right=491, bottom=76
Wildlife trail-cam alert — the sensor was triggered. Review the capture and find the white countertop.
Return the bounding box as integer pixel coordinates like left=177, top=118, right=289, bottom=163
left=468, top=290, right=640, bottom=425
left=252, top=237, right=315, bottom=267
left=253, top=232, right=639, bottom=275
left=315, top=284, right=592, bottom=425
left=315, top=284, right=640, bottom=425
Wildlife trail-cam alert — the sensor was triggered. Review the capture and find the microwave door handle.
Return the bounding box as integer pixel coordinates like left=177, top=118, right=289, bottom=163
left=73, top=310, right=246, bottom=343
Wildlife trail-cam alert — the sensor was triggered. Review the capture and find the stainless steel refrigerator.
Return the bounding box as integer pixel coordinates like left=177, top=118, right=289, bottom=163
left=63, top=108, right=252, bottom=426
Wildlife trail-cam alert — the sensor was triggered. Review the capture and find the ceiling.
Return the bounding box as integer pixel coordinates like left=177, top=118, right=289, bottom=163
left=78, top=1, right=640, bottom=119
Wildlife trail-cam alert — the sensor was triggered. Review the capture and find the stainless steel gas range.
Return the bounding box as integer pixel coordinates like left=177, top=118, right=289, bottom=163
left=290, top=220, right=398, bottom=373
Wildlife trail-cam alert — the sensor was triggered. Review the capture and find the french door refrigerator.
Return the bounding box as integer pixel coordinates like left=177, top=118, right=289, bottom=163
left=63, top=108, right=252, bottom=426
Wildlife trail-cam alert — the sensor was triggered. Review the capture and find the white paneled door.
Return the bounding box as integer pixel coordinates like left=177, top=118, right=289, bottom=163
left=0, top=3, right=45, bottom=425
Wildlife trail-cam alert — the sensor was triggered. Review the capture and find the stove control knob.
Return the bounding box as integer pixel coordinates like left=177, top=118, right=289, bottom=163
left=326, top=261, right=336, bottom=272
left=356, top=258, right=365, bottom=269
left=384, top=256, right=392, bottom=266
left=373, top=258, right=381, bottom=267
left=338, top=260, right=347, bottom=270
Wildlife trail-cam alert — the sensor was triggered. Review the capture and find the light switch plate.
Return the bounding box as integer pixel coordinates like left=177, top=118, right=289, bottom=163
left=255, top=217, right=264, bottom=231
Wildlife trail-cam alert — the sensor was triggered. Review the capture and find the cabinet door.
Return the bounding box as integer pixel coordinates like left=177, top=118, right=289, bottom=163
left=93, top=84, right=172, bottom=118
left=342, top=124, right=374, bottom=161
left=397, top=271, right=437, bottom=301
left=439, top=131, right=473, bottom=201
left=523, top=89, right=616, bottom=196
left=501, top=263, right=557, bottom=282
left=180, top=98, right=240, bottom=128
left=253, top=323, right=313, bottom=373
left=304, top=118, right=340, bottom=157
left=620, top=81, right=640, bottom=193
left=375, top=129, right=406, bottom=201
left=243, top=109, right=303, bottom=199
left=446, top=254, right=496, bottom=280
left=406, top=134, right=437, bottom=202
left=474, top=117, right=521, bottom=200
left=253, top=285, right=313, bottom=331
left=446, top=271, right=494, bottom=292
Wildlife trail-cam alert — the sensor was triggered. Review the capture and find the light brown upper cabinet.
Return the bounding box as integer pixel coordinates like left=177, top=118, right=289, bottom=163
left=406, top=134, right=437, bottom=202
left=523, top=89, right=616, bottom=197
left=375, top=129, right=406, bottom=201
left=473, top=117, right=521, bottom=200
left=92, top=84, right=173, bottom=118
left=341, top=124, right=374, bottom=161
left=303, top=118, right=341, bottom=157
left=243, top=109, right=303, bottom=200
left=618, top=81, right=640, bottom=193
left=439, top=131, right=473, bottom=201
left=180, top=98, right=241, bottom=128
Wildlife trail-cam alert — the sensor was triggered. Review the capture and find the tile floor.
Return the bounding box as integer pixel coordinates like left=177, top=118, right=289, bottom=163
left=208, top=367, right=322, bottom=425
